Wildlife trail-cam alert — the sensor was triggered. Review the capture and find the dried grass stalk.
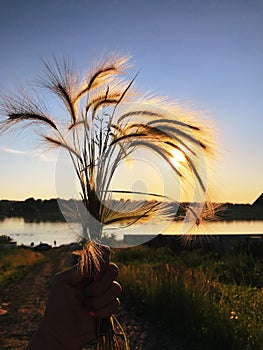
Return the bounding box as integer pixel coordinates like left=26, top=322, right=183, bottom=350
left=0, top=54, right=216, bottom=349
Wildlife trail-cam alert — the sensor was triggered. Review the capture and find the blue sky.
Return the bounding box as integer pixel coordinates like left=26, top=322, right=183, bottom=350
left=0, top=0, right=263, bottom=203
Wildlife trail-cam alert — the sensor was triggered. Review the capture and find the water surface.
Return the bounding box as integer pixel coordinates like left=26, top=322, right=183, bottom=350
left=0, top=218, right=262, bottom=246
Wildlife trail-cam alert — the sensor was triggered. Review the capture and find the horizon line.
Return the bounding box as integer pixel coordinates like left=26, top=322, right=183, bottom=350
left=0, top=196, right=259, bottom=206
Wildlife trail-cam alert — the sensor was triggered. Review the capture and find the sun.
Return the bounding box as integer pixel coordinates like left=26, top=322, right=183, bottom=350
left=170, top=148, right=186, bottom=168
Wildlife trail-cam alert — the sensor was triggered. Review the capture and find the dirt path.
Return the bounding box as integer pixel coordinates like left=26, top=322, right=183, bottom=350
left=0, top=248, right=73, bottom=349
left=0, top=248, right=186, bottom=350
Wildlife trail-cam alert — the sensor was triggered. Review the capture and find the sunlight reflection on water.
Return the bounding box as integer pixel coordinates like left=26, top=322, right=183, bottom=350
left=0, top=217, right=262, bottom=246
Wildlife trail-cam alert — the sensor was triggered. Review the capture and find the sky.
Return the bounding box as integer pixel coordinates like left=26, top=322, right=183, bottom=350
left=0, top=0, right=262, bottom=204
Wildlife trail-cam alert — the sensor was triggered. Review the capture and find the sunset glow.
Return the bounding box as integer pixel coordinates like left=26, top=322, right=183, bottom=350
left=170, top=148, right=186, bottom=168
left=0, top=1, right=262, bottom=204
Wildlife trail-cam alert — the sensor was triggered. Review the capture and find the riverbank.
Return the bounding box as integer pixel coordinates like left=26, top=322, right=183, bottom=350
left=114, top=242, right=263, bottom=350
left=0, top=242, right=185, bottom=349
left=0, top=237, right=262, bottom=349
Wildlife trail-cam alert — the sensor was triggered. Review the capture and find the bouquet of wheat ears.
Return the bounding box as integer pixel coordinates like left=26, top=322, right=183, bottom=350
left=0, top=55, right=215, bottom=349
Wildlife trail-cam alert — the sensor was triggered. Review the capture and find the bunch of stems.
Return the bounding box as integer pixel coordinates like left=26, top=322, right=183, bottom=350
left=0, top=55, right=215, bottom=349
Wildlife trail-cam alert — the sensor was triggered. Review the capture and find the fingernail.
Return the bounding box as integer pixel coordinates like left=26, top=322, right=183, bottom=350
left=89, top=310, right=95, bottom=317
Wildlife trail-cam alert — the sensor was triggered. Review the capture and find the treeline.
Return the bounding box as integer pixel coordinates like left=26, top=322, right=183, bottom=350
left=0, top=198, right=262, bottom=222
left=0, top=198, right=64, bottom=221
left=218, top=203, right=263, bottom=220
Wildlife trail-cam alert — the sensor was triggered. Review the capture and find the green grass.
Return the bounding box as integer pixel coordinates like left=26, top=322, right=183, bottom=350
left=113, top=242, right=263, bottom=350
left=0, top=240, right=45, bottom=287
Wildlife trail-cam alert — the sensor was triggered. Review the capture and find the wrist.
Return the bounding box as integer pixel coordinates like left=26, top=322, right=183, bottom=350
left=27, top=322, right=67, bottom=350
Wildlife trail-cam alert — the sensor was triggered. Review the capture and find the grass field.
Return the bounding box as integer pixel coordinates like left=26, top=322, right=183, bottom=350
left=113, top=239, right=263, bottom=350
left=0, top=235, right=45, bottom=287
left=1, top=235, right=262, bottom=349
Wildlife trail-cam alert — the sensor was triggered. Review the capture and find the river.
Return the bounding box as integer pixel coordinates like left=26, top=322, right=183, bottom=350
left=0, top=217, right=263, bottom=247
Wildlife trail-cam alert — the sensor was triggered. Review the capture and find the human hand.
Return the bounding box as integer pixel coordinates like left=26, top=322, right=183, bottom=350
left=27, top=262, right=121, bottom=350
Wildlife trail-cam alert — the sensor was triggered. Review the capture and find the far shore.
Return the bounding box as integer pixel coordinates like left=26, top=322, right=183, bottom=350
left=0, top=198, right=263, bottom=222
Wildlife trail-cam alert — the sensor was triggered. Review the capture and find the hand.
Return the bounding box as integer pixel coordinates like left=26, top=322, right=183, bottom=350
left=27, top=262, right=122, bottom=350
